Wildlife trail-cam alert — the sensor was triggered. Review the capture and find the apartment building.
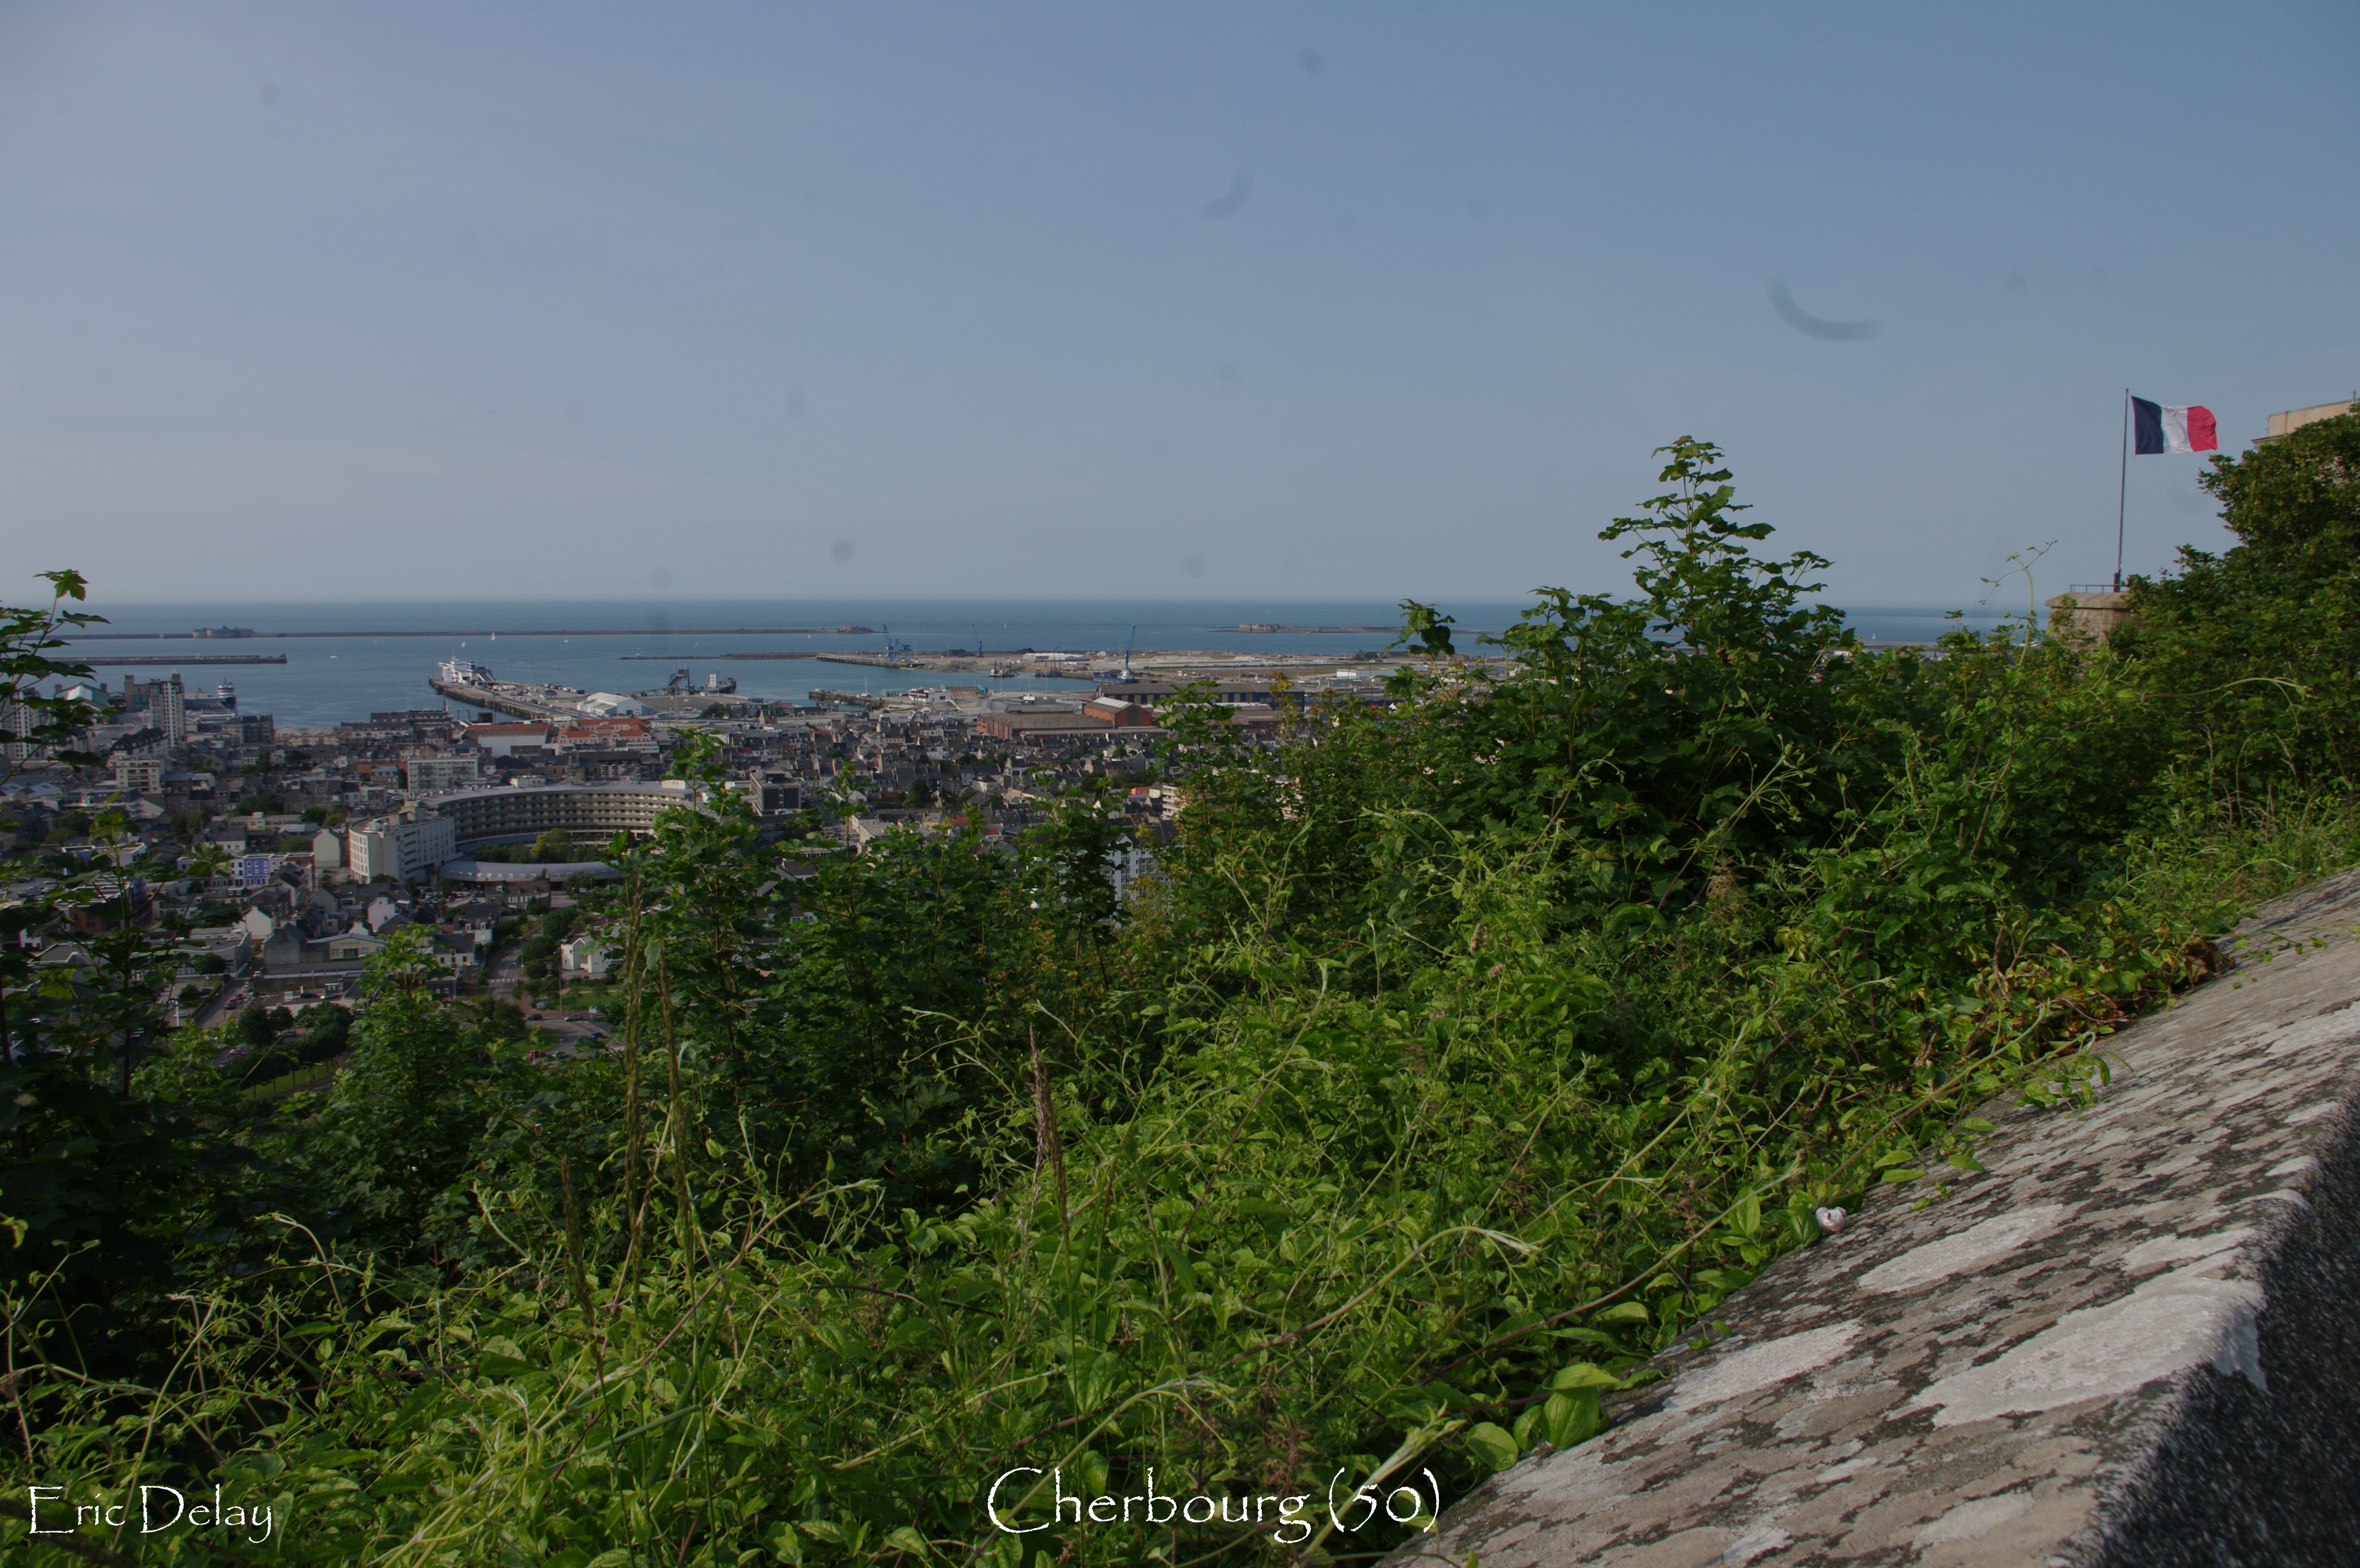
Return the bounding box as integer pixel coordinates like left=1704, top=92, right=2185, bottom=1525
left=348, top=808, right=460, bottom=883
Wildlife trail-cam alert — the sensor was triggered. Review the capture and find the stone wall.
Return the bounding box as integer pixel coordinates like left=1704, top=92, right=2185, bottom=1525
left=1393, top=869, right=2360, bottom=1566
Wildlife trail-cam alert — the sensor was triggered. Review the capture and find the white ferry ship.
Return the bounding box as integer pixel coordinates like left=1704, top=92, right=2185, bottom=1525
left=438, top=658, right=496, bottom=687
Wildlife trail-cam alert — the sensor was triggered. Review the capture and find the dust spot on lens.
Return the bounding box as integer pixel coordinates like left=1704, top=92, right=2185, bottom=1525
left=1299, top=48, right=1324, bottom=74
left=2004, top=269, right=2027, bottom=294
left=259, top=83, right=279, bottom=106
left=1216, top=362, right=1241, bottom=394
left=1203, top=175, right=1253, bottom=221
left=831, top=538, right=854, bottom=564
left=649, top=567, right=673, bottom=589
left=787, top=391, right=808, bottom=417
left=1768, top=281, right=1879, bottom=341
left=1183, top=555, right=1207, bottom=578
left=565, top=403, right=584, bottom=425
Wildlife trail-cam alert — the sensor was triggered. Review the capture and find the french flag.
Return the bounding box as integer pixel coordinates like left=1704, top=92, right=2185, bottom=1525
left=2133, top=397, right=2217, bottom=454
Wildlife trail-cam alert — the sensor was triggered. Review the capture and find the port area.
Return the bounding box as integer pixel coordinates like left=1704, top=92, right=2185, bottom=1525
left=674, top=646, right=1419, bottom=678
left=429, top=677, right=762, bottom=722
left=433, top=645, right=1502, bottom=726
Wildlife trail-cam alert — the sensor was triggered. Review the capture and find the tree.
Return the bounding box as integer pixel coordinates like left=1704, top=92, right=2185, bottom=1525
left=238, top=1000, right=279, bottom=1048
left=530, top=828, right=576, bottom=863
left=299, top=934, right=495, bottom=1248
left=2122, top=410, right=2360, bottom=787
left=472, top=995, right=528, bottom=1040
left=304, top=1003, right=353, bottom=1054
left=0, top=570, right=106, bottom=792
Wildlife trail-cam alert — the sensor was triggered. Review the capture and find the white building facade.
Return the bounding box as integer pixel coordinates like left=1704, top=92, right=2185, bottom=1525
left=347, top=810, right=459, bottom=883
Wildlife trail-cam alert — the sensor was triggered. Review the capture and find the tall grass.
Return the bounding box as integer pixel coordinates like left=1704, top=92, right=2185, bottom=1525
left=13, top=787, right=2348, bottom=1566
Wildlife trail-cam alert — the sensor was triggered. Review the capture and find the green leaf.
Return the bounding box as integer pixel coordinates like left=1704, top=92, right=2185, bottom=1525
left=1880, top=1167, right=1926, bottom=1185
left=1512, top=1405, right=1543, bottom=1448
left=1594, top=1301, right=1650, bottom=1324
left=1464, top=1421, right=1520, bottom=1472
left=1540, top=1389, right=1604, bottom=1449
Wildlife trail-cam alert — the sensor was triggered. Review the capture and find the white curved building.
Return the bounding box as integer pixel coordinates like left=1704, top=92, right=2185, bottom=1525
left=423, top=779, right=697, bottom=847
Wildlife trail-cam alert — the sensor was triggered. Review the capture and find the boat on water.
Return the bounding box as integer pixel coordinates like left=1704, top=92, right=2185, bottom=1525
left=439, top=658, right=496, bottom=687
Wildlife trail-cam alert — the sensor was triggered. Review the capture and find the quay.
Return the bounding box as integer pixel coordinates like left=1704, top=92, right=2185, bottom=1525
left=428, top=677, right=575, bottom=721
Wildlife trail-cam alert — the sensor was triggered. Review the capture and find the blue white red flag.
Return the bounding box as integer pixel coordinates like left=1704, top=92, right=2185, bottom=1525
left=2132, top=397, right=2217, bottom=454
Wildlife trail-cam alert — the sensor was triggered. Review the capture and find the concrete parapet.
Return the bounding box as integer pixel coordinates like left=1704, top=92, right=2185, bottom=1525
left=2044, top=592, right=2133, bottom=644
left=1395, top=868, right=2360, bottom=1566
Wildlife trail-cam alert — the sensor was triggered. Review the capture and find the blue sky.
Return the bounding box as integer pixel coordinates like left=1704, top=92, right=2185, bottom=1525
left=4, top=3, right=2354, bottom=605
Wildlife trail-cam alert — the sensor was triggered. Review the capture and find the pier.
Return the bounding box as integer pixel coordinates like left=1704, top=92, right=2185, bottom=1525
left=619, top=652, right=821, bottom=661
left=428, top=678, right=575, bottom=722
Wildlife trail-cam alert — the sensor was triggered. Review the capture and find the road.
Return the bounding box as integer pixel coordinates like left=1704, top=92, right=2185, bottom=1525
left=525, top=1012, right=616, bottom=1057
left=191, top=979, right=243, bottom=1032
left=486, top=941, right=521, bottom=1001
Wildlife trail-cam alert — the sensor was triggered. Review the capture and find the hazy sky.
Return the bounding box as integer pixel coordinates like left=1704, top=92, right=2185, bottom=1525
left=4, top=4, right=2355, bottom=606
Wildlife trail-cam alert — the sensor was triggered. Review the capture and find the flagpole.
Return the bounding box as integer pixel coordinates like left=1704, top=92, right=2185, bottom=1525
left=2115, top=388, right=2130, bottom=591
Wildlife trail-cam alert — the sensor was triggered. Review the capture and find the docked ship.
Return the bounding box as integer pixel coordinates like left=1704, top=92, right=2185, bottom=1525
left=438, top=658, right=496, bottom=688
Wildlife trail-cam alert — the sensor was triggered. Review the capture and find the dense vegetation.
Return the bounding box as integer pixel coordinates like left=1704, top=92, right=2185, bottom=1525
left=7, top=421, right=2359, bottom=1566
